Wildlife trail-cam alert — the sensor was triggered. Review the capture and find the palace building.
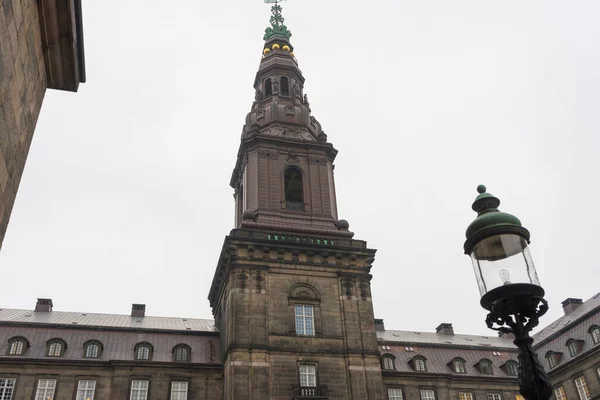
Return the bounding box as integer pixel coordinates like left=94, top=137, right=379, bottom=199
left=0, top=3, right=598, bottom=400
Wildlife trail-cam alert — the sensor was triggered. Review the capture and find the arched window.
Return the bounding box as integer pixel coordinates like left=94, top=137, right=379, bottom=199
left=545, top=351, right=562, bottom=369
left=264, top=79, right=272, bottom=96
left=288, top=283, right=321, bottom=336
left=7, top=337, right=28, bottom=355
left=83, top=340, right=103, bottom=358
left=566, top=339, right=583, bottom=357
left=451, top=357, right=466, bottom=373
left=284, top=167, right=304, bottom=210
left=46, top=338, right=67, bottom=357
left=505, top=360, right=518, bottom=376
left=280, top=76, right=289, bottom=96
left=589, top=325, right=600, bottom=345
left=411, top=356, right=427, bottom=372
left=173, top=344, right=191, bottom=362
left=478, top=359, right=493, bottom=375
left=381, top=354, right=396, bottom=370
left=135, top=342, right=153, bottom=361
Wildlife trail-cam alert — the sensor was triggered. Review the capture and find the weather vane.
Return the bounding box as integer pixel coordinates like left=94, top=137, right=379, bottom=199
left=263, top=0, right=292, bottom=40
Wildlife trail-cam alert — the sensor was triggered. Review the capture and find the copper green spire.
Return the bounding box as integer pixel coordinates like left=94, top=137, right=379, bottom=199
left=263, top=0, right=292, bottom=40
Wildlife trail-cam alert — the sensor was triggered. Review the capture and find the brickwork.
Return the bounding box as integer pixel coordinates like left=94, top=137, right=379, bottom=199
left=0, top=363, right=223, bottom=399
left=0, top=0, right=47, bottom=250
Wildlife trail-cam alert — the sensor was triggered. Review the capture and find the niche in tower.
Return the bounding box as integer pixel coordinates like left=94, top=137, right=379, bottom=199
left=280, top=76, right=289, bottom=96
left=284, top=166, right=304, bottom=211
left=264, top=79, right=272, bottom=96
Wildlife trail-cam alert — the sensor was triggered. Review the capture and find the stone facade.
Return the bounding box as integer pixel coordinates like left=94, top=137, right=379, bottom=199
left=0, top=0, right=85, bottom=250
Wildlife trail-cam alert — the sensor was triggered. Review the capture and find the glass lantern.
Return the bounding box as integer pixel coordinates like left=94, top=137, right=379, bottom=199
left=465, top=185, right=544, bottom=310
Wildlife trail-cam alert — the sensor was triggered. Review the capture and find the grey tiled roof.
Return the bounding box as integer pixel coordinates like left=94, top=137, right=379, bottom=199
left=533, top=292, right=600, bottom=344
left=0, top=309, right=217, bottom=333
left=532, top=293, right=600, bottom=372
left=377, top=330, right=516, bottom=349
left=0, top=326, right=220, bottom=364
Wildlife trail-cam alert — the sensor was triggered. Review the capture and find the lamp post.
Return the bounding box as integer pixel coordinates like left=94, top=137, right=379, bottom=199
left=464, top=185, right=552, bottom=400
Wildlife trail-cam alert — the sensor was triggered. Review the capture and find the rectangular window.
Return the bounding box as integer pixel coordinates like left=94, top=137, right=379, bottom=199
left=295, top=305, right=314, bottom=335
left=76, top=380, right=96, bottom=400
left=420, top=389, right=435, bottom=400
left=35, top=379, right=57, bottom=400
left=130, top=380, right=149, bottom=400
left=0, top=378, right=16, bottom=400
left=170, top=381, right=188, bottom=400
left=299, top=364, right=316, bottom=387
left=574, top=377, right=590, bottom=400
left=459, top=393, right=473, bottom=400
left=389, top=388, right=403, bottom=400
left=487, top=394, right=502, bottom=400
left=555, top=387, right=567, bottom=400
left=516, top=395, right=525, bottom=400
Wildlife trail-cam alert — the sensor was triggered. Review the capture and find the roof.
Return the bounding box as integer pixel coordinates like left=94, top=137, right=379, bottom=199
left=377, top=330, right=516, bottom=349
left=0, top=309, right=217, bottom=333
left=533, top=292, right=600, bottom=344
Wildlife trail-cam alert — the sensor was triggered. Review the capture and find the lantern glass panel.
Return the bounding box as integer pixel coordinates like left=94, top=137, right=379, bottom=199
left=470, top=234, right=540, bottom=297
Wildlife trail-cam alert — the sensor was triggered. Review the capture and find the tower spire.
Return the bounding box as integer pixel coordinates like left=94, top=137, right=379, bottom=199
left=263, top=0, right=292, bottom=41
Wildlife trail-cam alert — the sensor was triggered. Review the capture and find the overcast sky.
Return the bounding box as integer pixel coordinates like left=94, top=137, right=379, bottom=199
left=1, top=0, right=599, bottom=336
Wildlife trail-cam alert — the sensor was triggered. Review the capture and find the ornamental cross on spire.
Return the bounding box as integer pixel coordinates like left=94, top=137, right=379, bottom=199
left=263, top=0, right=292, bottom=40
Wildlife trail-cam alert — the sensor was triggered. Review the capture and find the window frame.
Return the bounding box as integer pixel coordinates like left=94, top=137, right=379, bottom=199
left=298, top=363, right=317, bottom=388
left=282, top=166, right=305, bottom=211
left=34, top=377, right=58, bottom=400
left=295, top=304, right=315, bottom=336
left=388, top=387, right=404, bottom=400
left=83, top=340, right=103, bottom=359
left=129, top=379, right=150, bottom=400
left=459, top=392, right=474, bottom=400
left=134, top=342, right=153, bottom=361
left=381, top=354, right=396, bottom=370
left=505, top=361, right=519, bottom=377
left=590, top=325, right=600, bottom=345
left=172, top=344, right=191, bottom=362
left=554, top=386, right=567, bottom=400
left=46, top=338, right=67, bottom=357
left=0, top=377, right=17, bottom=400
left=420, top=388, right=436, bottom=400
left=574, top=376, right=590, bottom=400
left=413, top=356, right=427, bottom=372
left=546, top=351, right=562, bottom=369
left=451, top=357, right=466, bottom=374
left=170, top=380, right=189, bottom=400
left=487, top=393, right=502, bottom=400
left=76, top=379, right=97, bottom=400
left=7, top=336, right=28, bottom=356
left=566, top=339, right=583, bottom=357
left=478, top=359, right=493, bottom=375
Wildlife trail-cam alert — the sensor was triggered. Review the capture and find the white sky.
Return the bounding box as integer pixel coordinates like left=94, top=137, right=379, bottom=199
left=2, top=0, right=599, bottom=336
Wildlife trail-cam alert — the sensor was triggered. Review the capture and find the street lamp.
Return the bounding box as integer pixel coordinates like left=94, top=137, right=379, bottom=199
left=464, top=185, right=552, bottom=400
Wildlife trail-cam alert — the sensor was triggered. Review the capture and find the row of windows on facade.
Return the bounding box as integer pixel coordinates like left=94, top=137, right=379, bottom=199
left=387, top=389, right=525, bottom=400
left=5, top=337, right=192, bottom=361
left=545, top=326, right=600, bottom=369
left=0, top=377, right=190, bottom=400
left=381, top=354, right=519, bottom=376
left=554, top=371, right=600, bottom=400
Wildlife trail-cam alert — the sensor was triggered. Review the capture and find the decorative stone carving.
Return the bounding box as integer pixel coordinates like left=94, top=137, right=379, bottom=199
left=318, top=131, right=327, bottom=143
left=285, top=150, right=299, bottom=165
left=341, top=278, right=354, bottom=300
left=310, top=116, right=317, bottom=128
left=285, top=105, right=295, bottom=116
left=282, top=128, right=300, bottom=138
left=258, top=151, right=279, bottom=160
left=256, top=109, right=265, bottom=120
left=272, top=78, right=279, bottom=94
left=359, top=281, right=370, bottom=300
left=238, top=271, right=248, bottom=290
left=336, top=219, right=350, bottom=230
left=308, top=157, right=327, bottom=166
left=254, top=270, right=263, bottom=291
left=303, top=94, right=310, bottom=109
left=293, top=81, right=301, bottom=99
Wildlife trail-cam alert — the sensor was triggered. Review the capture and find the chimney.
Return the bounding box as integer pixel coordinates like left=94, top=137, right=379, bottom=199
left=561, top=298, right=583, bottom=315
left=498, top=331, right=515, bottom=340
left=436, top=323, right=454, bottom=335
left=131, top=304, right=146, bottom=318
left=35, top=298, right=53, bottom=312
left=374, top=319, right=385, bottom=332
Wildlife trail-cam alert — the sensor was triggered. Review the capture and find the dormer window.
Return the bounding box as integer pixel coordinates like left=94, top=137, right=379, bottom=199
left=7, top=337, right=28, bottom=355
left=284, top=166, right=304, bottom=210
left=450, top=358, right=466, bottom=373
left=84, top=340, right=103, bottom=358
left=46, top=339, right=67, bottom=357
left=567, top=339, right=584, bottom=357
left=135, top=342, right=153, bottom=361
left=381, top=354, right=396, bottom=370
left=411, top=356, right=427, bottom=372
left=477, top=359, right=493, bottom=375
left=505, top=360, right=518, bottom=377
left=264, top=79, right=272, bottom=96
left=280, top=76, right=289, bottom=96
left=546, top=351, right=563, bottom=369
left=173, top=344, right=191, bottom=362
left=589, top=325, right=600, bottom=345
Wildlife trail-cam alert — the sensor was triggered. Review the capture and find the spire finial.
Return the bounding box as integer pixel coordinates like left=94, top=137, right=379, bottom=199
left=264, top=0, right=292, bottom=40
